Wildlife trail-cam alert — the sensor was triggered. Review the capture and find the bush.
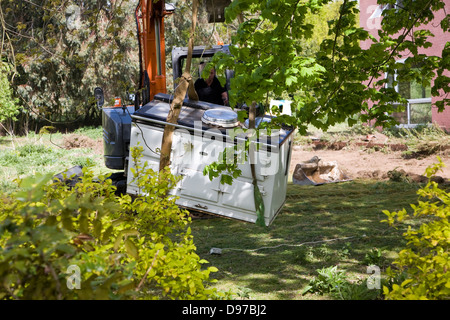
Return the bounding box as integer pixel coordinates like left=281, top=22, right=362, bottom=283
left=302, top=266, right=348, bottom=296
left=382, top=157, right=449, bottom=300
left=363, top=247, right=385, bottom=267
left=0, top=146, right=227, bottom=300
left=302, top=265, right=379, bottom=300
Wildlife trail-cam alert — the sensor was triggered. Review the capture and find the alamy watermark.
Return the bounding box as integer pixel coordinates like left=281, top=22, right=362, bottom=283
left=168, top=121, right=285, bottom=176
left=366, top=265, right=381, bottom=290
left=66, top=265, right=81, bottom=290
left=366, top=5, right=385, bottom=30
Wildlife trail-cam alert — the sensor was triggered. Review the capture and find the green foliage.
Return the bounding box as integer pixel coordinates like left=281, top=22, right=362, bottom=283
left=203, top=0, right=448, bottom=187
left=302, top=266, right=348, bottom=296
left=0, top=143, right=62, bottom=173
left=0, top=172, right=124, bottom=299
left=1, top=0, right=234, bottom=130
left=215, top=0, right=448, bottom=134
left=0, top=146, right=227, bottom=300
left=302, top=265, right=380, bottom=300
left=402, top=125, right=449, bottom=157
left=1, top=0, right=139, bottom=129
left=335, top=280, right=380, bottom=300
left=0, top=61, right=20, bottom=128
left=203, top=146, right=243, bottom=185
left=299, top=1, right=346, bottom=57
left=71, top=158, right=95, bottom=168
left=363, top=248, right=385, bottom=267
left=382, top=158, right=450, bottom=300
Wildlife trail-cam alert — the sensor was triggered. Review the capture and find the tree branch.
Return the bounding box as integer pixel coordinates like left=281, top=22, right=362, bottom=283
left=136, top=249, right=160, bottom=292
left=366, top=0, right=434, bottom=88
left=331, top=0, right=348, bottom=73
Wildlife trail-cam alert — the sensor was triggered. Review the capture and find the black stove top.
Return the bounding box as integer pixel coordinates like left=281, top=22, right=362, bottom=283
left=132, top=93, right=294, bottom=147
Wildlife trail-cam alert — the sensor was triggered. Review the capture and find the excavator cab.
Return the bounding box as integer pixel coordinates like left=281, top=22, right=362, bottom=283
left=135, top=0, right=231, bottom=106
left=171, top=45, right=233, bottom=95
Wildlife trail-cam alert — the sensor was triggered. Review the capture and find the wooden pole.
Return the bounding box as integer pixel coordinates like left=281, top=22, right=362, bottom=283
left=159, top=0, right=198, bottom=171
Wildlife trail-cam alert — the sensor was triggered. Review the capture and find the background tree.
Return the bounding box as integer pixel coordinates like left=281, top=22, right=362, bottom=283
left=0, top=0, right=237, bottom=134
left=0, top=0, right=140, bottom=133
left=0, top=61, right=20, bottom=139
left=213, top=0, right=449, bottom=133
left=203, top=0, right=448, bottom=186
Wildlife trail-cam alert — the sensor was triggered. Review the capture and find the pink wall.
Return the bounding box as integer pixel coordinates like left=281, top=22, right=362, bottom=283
left=360, top=0, right=450, bottom=131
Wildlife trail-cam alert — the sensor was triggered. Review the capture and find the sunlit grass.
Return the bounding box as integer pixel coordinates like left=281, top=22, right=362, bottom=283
left=0, top=127, right=112, bottom=194
left=189, top=180, right=424, bottom=299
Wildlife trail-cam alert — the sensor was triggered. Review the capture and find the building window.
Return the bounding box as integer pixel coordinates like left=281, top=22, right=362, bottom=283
left=386, top=66, right=432, bottom=127
left=391, top=0, right=405, bottom=10
left=370, top=0, right=405, bottom=19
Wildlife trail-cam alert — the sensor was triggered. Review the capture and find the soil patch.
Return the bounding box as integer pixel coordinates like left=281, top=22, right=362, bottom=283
left=63, top=134, right=103, bottom=154
left=289, top=143, right=450, bottom=184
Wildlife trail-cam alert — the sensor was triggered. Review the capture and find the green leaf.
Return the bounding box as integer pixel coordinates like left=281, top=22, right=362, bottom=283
left=102, top=226, right=114, bottom=244
left=285, top=75, right=297, bottom=86
left=302, top=285, right=313, bottom=295
left=79, top=213, right=89, bottom=234
left=124, top=239, right=139, bottom=259
left=93, top=219, right=102, bottom=238
left=220, top=174, right=233, bottom=185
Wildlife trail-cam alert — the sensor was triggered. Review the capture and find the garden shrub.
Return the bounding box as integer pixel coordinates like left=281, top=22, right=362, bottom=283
left=302, top=265, right=379, bottom=300
left=0, top=146, right=227, bottom=300
left=382, top=157, right=449, bottom=300
left=302, top=265, right=348, bottom=296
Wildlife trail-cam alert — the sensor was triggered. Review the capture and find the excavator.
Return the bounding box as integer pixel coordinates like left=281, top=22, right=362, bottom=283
left=95, top=0, right=295, bottom=226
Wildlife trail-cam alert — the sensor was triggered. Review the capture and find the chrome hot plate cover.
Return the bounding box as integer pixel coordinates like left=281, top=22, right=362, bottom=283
left=201, top=109, right=239, bottom=128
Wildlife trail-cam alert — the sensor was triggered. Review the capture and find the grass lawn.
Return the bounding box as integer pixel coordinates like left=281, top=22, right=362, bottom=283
left=0, top=126, right=443, bottom=300
left=190, top=180, right=422, bottom=299
left=0, top=127, right=114, bottom=193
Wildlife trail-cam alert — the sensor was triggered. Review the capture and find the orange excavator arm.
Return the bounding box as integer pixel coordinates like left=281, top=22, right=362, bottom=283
left=135, top=0, right=230, bottom=106
left=135, top=0, right=174, bottom=105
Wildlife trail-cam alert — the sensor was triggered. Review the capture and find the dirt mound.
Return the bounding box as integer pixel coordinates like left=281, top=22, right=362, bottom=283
left=355, top=170, right=387, bottom=180
left=386, top=169, right=446, bottom=184
left=290, top=144, right=449, bottom=184
left=63, top=134, right=95, bottom=149
left=63, top=134, right=103, bottom=154
left=311, top=140, right=408, bottom=152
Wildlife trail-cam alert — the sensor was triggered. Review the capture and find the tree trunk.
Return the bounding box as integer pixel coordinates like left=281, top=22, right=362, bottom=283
left=159, top=0, right=199, bottom=171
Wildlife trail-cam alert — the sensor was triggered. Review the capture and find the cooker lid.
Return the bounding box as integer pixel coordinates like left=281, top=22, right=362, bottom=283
left=201, top=109, right=239, bottom=128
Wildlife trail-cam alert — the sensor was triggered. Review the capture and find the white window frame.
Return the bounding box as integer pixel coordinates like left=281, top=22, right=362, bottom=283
left=385, top=59, right=432, bottom=128
left=370, top=1, right=405, bottom=19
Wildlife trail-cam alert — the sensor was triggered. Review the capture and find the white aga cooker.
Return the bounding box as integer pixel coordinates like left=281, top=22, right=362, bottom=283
left=126, top=94, right=294, bottom=226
